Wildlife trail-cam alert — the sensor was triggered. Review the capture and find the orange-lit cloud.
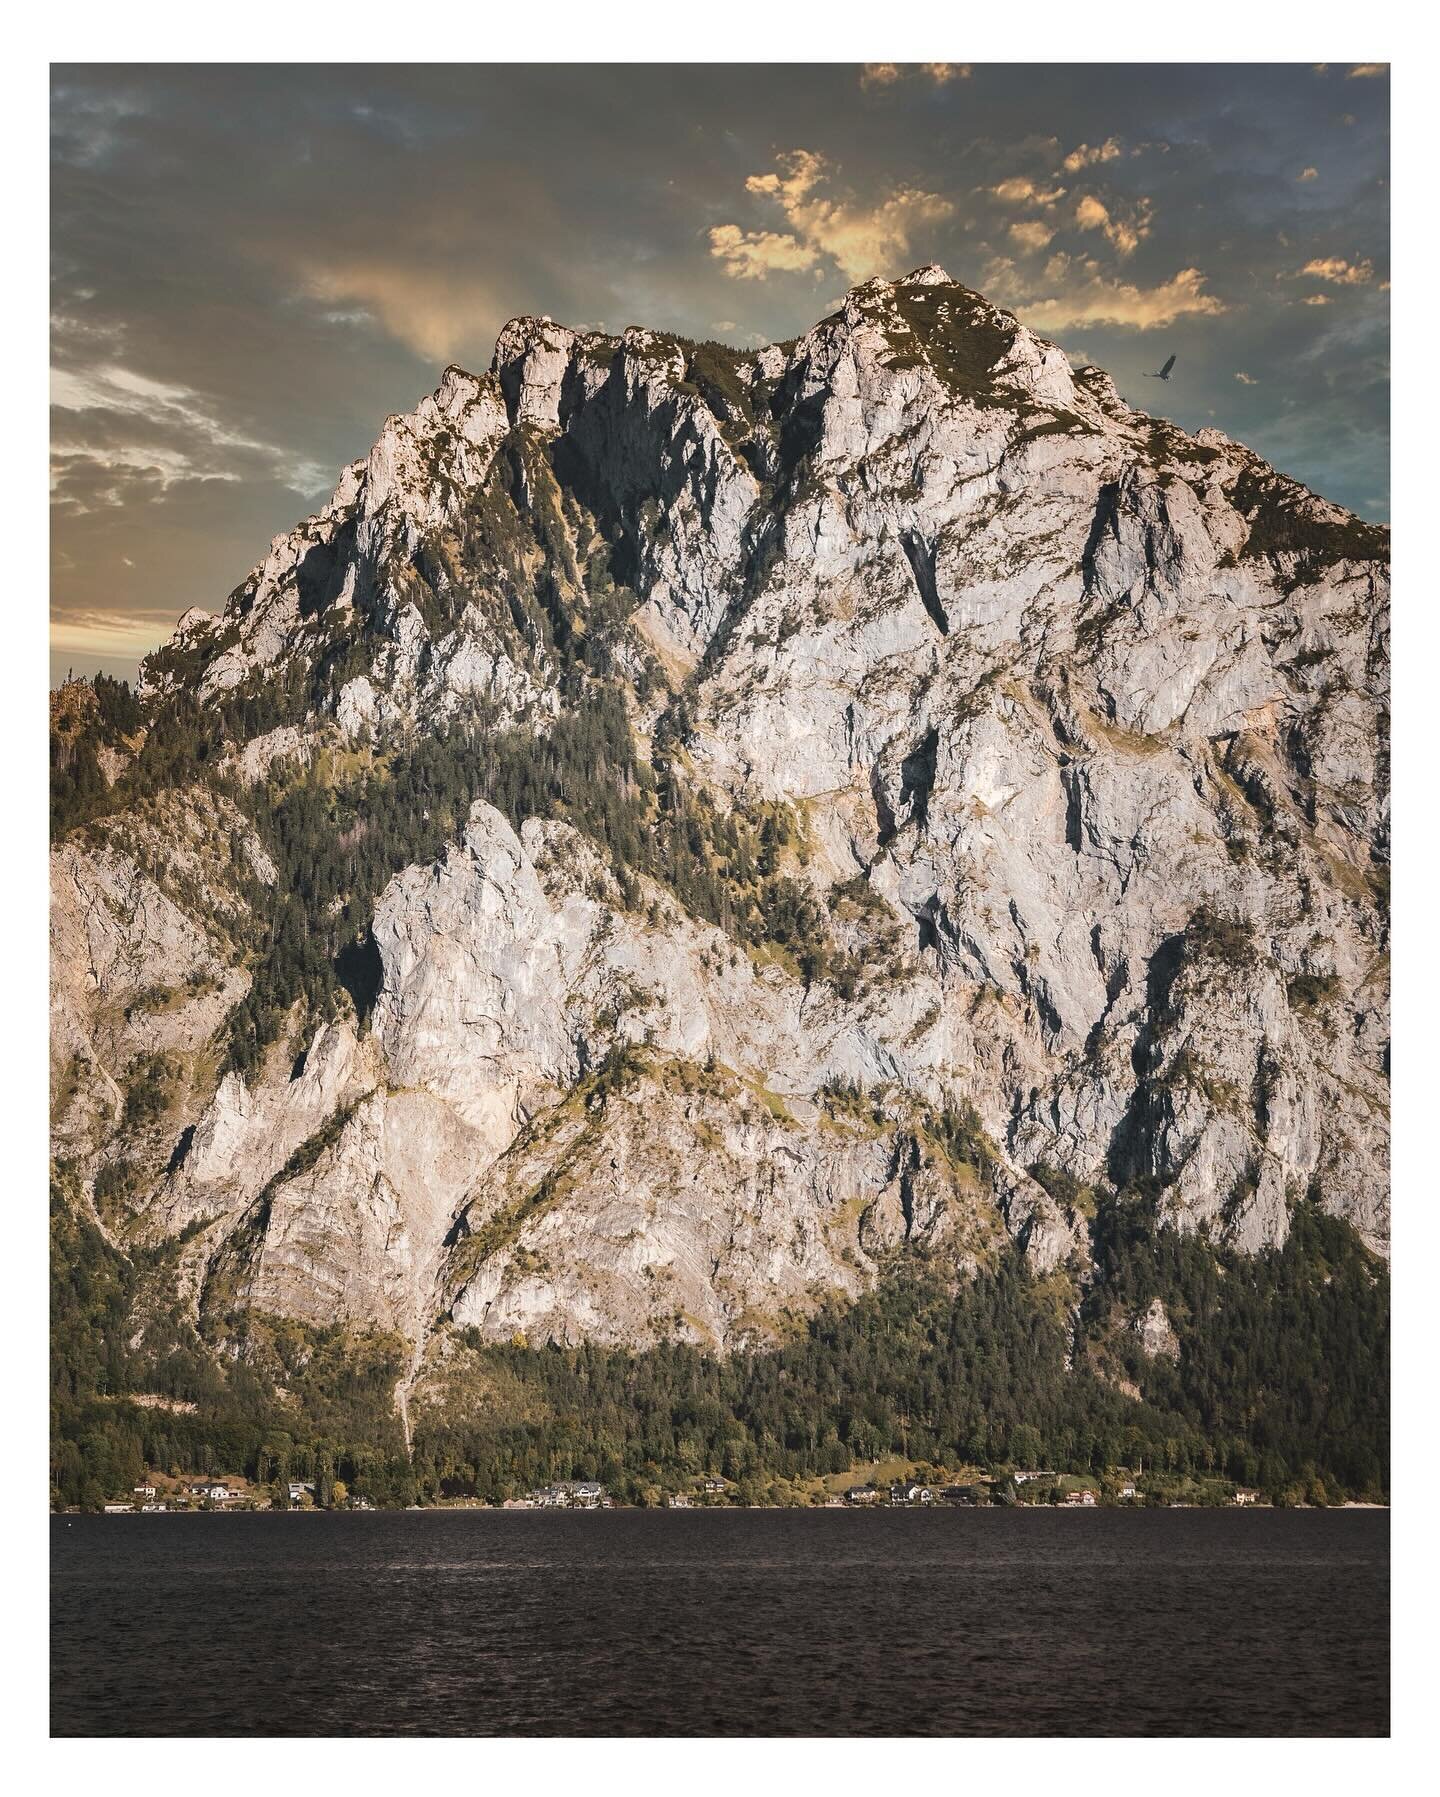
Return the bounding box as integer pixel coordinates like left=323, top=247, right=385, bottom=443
left=1074, top=192, right=1154, bottom=257
left=862, top=62, right=970, bottom=89
left=712, top=150, right=953, bottom=283
left=992, top=176, right=1066, bottom=206
left=1295, top=256, right=1375, bottom=285
left=1009, top=220, right=1056, bottom=253
left=706, top=224, right=818, bottom=281
left=298, top=261, right=505, bottom=361
left=50, top=604, right=187, bottom=663
left=1062, top=138, right=1123, bottom=172
left=986, top=254, right=1226, bottom=331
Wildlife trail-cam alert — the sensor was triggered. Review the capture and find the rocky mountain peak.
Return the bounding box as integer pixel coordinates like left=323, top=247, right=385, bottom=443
left=54, top=265, right=1389, bottom=1379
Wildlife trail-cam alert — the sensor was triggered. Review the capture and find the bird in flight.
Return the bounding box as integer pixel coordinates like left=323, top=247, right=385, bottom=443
left=1145, top=354, right=1177, bottom=381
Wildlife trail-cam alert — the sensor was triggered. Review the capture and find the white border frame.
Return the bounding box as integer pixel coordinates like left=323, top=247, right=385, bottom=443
left=9, top=5, right=1423, bottom=1776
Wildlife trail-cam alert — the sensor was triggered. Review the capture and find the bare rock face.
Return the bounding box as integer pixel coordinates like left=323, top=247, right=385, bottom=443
left=228, top=1083, right=486, bottom=1340
left=49, top=792, right=261, bottom=1164
left=52, top=266, right=1389, bottom=1373
left=367, top=802, right=1021, bottom=1347
left=1133, top=1297, right=1180, bottom=1361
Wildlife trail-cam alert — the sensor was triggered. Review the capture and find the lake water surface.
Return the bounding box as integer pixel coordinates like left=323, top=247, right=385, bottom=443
left=50, top=1507, right=1388, bottom=1736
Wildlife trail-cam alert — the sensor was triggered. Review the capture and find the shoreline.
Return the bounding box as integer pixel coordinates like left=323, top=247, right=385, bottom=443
left=55, top=1501, right=1390, bottom=1516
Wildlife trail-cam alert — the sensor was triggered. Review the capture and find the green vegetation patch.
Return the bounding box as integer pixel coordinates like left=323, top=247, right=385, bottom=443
left=883, top=281, right=1017, bottom=409
left=50, top=674, right=145, bottom=836
left=121, top=1054, right=177, bottom=1129
left=1184, top=904, right=1256, bottom=971
left=1287, top=971, right=1343, bottom=1013
left=1228, top=466, right=1388, bottom=586
left=220, top=682, right=863, bottom=1076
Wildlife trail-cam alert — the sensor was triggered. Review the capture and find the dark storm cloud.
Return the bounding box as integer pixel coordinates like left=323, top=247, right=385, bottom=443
left=50, top=63, right=1389, bottom=680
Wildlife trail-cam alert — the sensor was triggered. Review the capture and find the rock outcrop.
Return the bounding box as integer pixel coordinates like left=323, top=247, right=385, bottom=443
left=51, top=266, right=1389, bottom=1377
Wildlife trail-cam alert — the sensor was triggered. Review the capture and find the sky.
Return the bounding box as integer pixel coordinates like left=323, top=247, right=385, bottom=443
left=50, top=62, right=1390, bottom=684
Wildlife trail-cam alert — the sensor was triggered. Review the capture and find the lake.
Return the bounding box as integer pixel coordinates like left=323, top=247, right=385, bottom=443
left=50, top=1507, right=1388, bottom=1736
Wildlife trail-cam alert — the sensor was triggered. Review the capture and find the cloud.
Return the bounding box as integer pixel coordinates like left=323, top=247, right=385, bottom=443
left=985, top=254, right=1227, bottom=331
left=1295, top=256, right=1375, bottom=286
left=1299, top=167, right=1319, bottom=182
left=707, top=224, right=818, bottom=281
left=298, top=260, right=504, bottom=360
left=51, top=445, right=210, bottom=502
left=1235, top=371, right=1257, bottom=385
left=1074, top=193, right=1154, bottom=257
left=1062, top=138, right=1123, bottom=172
left=1009, top=220, right=1056, bottom=253
left=862, top=62, right=969, bottom=89
left=51, top=361, right=330, bottom=503
left=992, top=176, right=1066, bottom=207
left=712, top=150, right=954, bottom=283
left=1347, top=64, right=1387, bottom=78
left=49, top=86, right=151, bottom=167
left=50, top=605, right=184, bottom=662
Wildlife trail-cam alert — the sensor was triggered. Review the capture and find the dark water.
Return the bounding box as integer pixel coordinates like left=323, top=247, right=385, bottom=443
left=51, top=1508, right=1388, bottom=1736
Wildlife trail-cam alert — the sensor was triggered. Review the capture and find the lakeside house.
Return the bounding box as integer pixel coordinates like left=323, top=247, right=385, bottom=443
left=1062, top=1489, right=1099, bottom=1506
left=668, top=1494, right=692, bottom=1508
left=524, top=1483, right=610, bottom=1508
left=189, top=1481, right=232, bottom=1502
left=287, top=1481, right=315, bottom=1503
left=1013, top=1470, right=1057, bottom=1485
left=1117, top=1482, right=1138, bottom=1501
left=133, top=1483, right=156, bottom=1499
left=890, top=1480, right=935, bottom=1505
left=1233, top=1488, right=1260, bottom=1506
left=140, top=1502, right=168, bottom=1512
left=939, top=1485, right=978, bottom=1505
left=701, top=1476, right=729, bottom=1494
left=521, top=1481, right=608, bottom=1508
left=103, top=1503, right=133, bottom=1514
left=844, top=1484, right=881, bottom=1505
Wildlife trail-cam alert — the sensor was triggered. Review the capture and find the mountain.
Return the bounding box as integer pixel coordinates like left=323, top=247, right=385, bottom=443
left=50, top=267, right=1389, bottom=1507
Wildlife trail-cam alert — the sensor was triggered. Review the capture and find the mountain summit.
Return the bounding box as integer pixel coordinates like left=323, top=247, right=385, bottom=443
left=51, top=268, right=1389, bottom=1492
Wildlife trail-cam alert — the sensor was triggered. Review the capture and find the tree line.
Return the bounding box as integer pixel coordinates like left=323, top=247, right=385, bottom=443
left=53, top=1161, right=1388, bottom=1510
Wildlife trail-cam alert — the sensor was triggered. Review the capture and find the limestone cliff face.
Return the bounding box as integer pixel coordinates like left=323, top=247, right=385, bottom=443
left=51, top=267, right=1389, bottom=1372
